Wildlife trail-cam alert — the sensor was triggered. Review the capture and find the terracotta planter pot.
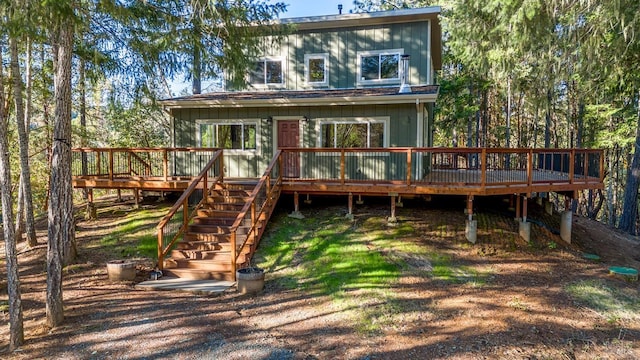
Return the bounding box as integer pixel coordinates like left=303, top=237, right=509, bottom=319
left=236, top=267, right=265, bottom=294
left=106, top=260, right=136, bottom=281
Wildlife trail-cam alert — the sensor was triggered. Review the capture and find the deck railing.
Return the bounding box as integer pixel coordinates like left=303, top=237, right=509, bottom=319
left=156, top=150, right=224, bottom=269
left=230, top=150, right=283, bottom=278
left=279, top=147, right=604, bottom=189
left=72, top=147, right=220, bottom=180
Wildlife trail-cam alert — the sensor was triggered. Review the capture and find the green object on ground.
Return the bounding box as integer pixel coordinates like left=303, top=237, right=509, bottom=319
left=609, top=266, right=638, bottom=282
left=582, top=253, right=601, bottom=261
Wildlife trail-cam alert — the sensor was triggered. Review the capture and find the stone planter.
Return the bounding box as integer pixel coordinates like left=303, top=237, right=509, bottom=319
left=106, top=260, right=136, bottom=281
left=236, top=267, right=265, bottom=294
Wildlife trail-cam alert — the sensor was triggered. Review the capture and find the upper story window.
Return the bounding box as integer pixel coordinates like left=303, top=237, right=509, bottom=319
left=304, top=53, right=329, bottom=86
left=249, top=58, right=285, bottom=87
left=318, top=118, right=388, bottom=148
left=357, top=49, right=404, bottom=86
left=197, top=120, right=257, bottom=151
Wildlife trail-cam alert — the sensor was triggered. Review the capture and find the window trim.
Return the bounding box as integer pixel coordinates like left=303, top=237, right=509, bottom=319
left=304, top=53, right=329, bottom=87
left=356, top=49, right=404, bottom=86
left=315, top=117, right=390, bottom=149
left=195, top=119, right=260, bottom=153
left=249, top=57, right=286, bottom=88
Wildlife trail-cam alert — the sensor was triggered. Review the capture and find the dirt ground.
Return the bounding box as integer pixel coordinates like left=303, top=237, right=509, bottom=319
left=1, top=195, right=639, bottom=359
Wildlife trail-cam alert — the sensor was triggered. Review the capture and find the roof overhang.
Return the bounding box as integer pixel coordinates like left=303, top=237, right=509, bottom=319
left=160, top=86, right=439, bottom=111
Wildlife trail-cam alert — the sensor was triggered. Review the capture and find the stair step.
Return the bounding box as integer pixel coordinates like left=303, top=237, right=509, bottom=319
left=185, top=223, right=250, bottom=234
left=170, top=249, right=247, bottom=262
left=176, top=241, right=231, bottom=251
left=163, top=268, right=233, bottom=281
left=196, top=209, right=241, bottom=218
left=173, top=258, right=233, bottom=271
left=201, top=202, right=247, bottom=211
left=206, top=196, right=250, bottom=205
left=190, top=218, right=251, bottom=228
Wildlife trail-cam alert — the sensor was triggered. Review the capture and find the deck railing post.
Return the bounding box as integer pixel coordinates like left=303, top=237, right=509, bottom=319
left=163, top=149, right=168, bottom=181
left=340, top=149, right=346, bottom=185
left=406, top=149, right=412, bottom=185
left=481, top=149, right=487, bottom=188
left=583, top=150, right=588, bottom=182
left=527, top=149, right=533, bottom=188
left=231, top=232, right=237, bottom=281
left=108, top=149, right=114, bottom=181
left=599, top=150, right=605, bottom=182
left=96, top=151, right=102, bottom=176
left=128, top=152, right=132, bottom=175
left=182, top=198, right=189, bottom=231
left=157, top=230, right=164, bottom=270
left=569, top=149, right=575, bottom=184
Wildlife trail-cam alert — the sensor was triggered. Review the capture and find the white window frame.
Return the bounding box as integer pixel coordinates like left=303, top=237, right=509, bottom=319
left=356, top=48, right=404, bottom=86
left=196, top=119, right=260, bottom=153
left=315, top=117, right=390, bottom=150
left=249, top=57, right=286, bottom=88
left=304, top=53, right=329, bottom=87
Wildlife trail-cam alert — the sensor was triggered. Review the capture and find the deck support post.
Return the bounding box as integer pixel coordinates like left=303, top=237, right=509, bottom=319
left=346, top=193, right=354, bottom=220
left=289, top=191, right=304, bottom=219
left=304, top=193, right=312, bottom=204
left=515, top=194, right=521, bottom=221
left=396, top=195, right=403, bottom=208
left=560, top=197, right=573, bottom=243
left=519, top=196, right=531, bottom=242
left=85, top=188, right=97, bottom=220
left=465, top=195, right=477, bottom=244
left=356, top=195, right=364, bottom=205
left=388, top=195, right=397, bottom=223
left=116, top=189, right=122, bottom=202
left=545, top=198, right=554, bottom=215
left=134, top=189, right=140, bottom=209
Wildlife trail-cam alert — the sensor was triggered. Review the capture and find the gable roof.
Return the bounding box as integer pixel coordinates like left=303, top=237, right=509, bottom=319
left=160, top=85, right=439, bottom=110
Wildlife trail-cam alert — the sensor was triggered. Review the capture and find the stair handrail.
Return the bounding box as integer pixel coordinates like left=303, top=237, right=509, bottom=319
left=156, top=149, right=224, bottom=269
left=229, top=150, right=283, bottom=278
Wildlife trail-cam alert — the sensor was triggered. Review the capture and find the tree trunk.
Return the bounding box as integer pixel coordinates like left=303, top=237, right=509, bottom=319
left=0, top=42, right=25, bottom=351
left=47, top=18, right=75, bottom=328
left=10, top=35, right=37, bottom=247
left=618, top=91, right=640, bottom=234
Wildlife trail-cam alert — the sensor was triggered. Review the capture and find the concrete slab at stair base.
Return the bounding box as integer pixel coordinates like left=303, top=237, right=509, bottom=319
left=136, top=278, right=235, bottom=295
left=519, top=221, right=531, bottom=242
left=466, top=220, right=477, bottom=244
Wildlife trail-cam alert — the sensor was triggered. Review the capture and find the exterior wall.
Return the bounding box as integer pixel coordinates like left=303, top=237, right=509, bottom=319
left=171, top=103, right=431, bottom=178
left=231, top=20, right=433, bottom=91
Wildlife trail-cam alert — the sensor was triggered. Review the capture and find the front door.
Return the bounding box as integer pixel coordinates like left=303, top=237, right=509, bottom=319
left=277, top=120, right=300, bottom=178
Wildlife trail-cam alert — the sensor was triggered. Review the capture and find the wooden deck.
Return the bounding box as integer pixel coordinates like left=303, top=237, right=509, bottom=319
left=71, top=147, right=603, bottom=280
left=72, top=147, right=604, bottom=197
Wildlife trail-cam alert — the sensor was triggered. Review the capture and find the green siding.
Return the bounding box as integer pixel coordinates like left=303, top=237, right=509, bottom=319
left=230, top=20, right=433, bottom=91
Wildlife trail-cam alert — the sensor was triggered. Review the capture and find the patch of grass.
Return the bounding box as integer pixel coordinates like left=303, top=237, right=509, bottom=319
left=96, top=207, right=169, bottom=260
left=565, top=279, right=640, bottom=325
left=0, top=300, right=8, bottom=312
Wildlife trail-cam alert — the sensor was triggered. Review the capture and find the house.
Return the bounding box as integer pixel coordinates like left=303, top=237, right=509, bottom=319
left=160, top=7, right=442, bottom=180
left=72, top=6, right=603, bottom=281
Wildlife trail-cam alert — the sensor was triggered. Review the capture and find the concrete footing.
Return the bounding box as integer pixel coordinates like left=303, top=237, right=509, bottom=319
left=466, top=220, right=477, bottom=244
left=560, top=211, right=572, bottom=243
left=519, top=221, right=531, bottom=242
left=545, top=201, right=554, bottom=215
left=288, top=211, right=305, bottom=219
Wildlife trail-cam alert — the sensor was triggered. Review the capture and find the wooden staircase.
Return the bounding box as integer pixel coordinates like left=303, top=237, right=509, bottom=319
left=156, top=150, right=283, bottom=281
left=163, top=183, right=261, bottom=281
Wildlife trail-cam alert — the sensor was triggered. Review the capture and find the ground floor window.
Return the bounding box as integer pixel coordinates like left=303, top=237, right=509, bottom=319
left=318, top=118, right=387, bottom=148
left=197, top=121, right=257, bottom=151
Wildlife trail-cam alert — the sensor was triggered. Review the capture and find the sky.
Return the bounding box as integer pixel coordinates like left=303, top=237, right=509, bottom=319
left=276, top=0, right=354, bottom=18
